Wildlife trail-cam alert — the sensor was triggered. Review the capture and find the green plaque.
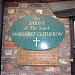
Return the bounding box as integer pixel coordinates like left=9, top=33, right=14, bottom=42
left=10, top=14, right=65, bottom=50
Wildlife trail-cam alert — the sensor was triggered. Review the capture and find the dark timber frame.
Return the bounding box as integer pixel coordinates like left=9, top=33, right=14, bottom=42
left=0, top=0, right=75, bottom=75
left=70, top=17, right=75, bottom=58
left=0, top=0, right=4, bottom=57
left=70, top=17, right=75, bottom=75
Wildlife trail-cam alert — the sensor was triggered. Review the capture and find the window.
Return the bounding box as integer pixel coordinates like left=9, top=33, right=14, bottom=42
left=70, top=17, right=75, bottom=58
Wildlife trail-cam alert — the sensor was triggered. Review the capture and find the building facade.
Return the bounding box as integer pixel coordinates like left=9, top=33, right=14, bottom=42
left=0, top=0, right=75, bottom=75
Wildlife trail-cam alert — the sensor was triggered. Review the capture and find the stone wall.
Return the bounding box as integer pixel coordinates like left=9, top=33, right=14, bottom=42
left=1, top=2, right=71, bottom=75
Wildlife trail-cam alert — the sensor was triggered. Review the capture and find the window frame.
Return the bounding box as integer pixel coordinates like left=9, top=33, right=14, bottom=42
left=70, top=17, right=75, bottom=75
left=70, top=17, right=75, bottom=58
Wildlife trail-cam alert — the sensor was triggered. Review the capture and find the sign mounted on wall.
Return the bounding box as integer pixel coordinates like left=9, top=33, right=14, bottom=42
left=10, top=14, right=65, bottom=50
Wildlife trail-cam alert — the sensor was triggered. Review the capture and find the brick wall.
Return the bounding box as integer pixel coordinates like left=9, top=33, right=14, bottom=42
left=1, top=2, right=71, bottom=75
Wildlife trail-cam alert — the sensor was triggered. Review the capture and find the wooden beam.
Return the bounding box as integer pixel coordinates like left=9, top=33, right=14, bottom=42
left=54, top=8, right=75, bottom=17
left=4, top=0, right=72, bottom=3
left=49, top=1, right=75, bottom=17
left=0, top=0, right=4, bottom=51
